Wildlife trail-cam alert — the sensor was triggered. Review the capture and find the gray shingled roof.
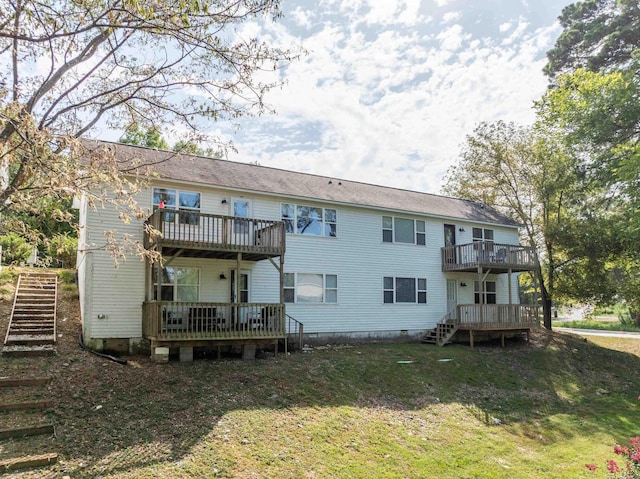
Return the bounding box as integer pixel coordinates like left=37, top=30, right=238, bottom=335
left=82, top=139, right=519, bottom=227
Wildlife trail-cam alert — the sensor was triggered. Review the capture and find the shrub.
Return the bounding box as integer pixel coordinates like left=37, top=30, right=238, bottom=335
left=57, top=269, right=76, bottom=284
left=0, top=233, right=33, bottom=265
left=47, top=233, right=77, bottom=268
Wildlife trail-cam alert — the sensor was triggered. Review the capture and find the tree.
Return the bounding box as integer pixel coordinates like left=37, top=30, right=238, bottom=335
left=544, top=0, right=640, bottom=78
left=172, top=140, right=221, bottom=158
left=119, top=126, right=169, bottom=150
left=0, top=0, right=297, bottom=259
left=443, top=121, right=584, bottom=329
left=118, top=126, right=221, bottom=157
left=536, top=66, right=640, bottom=323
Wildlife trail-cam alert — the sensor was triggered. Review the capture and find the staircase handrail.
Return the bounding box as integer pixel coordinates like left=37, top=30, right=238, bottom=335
left=285, top=313, right=304, bottom=351
left=3, top=274, right=23, bottom=346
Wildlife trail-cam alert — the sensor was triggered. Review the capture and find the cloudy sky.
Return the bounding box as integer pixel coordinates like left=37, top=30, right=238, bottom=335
left=210, top=0, right=572, bottom=194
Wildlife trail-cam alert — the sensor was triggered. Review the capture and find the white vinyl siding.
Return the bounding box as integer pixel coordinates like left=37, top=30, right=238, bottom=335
left=78, top=180, right=524, bottom=342
left=81, top=198, right=146, bottom=339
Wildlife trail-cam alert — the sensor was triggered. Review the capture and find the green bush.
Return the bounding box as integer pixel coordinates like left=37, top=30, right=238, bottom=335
left=47, top=233, right=77, bottom=268
left=0, top=233, right=33, bottom=265
left=0, top=266, right=19, bottom=284
left=57, top=269, right=76, bottom=284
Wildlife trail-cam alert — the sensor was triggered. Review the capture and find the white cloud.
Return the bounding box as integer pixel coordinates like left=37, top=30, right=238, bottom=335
left=209, top=1, right=569, bottom=194
left=442, top=11, right=462, bottom=23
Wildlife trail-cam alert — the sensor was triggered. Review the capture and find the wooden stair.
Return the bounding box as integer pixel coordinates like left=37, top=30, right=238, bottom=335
left=422, top=321, right=459, bottom=346
left=3, top=272, right=58, bottom=357
left=0, top=377, right=57, bottom=473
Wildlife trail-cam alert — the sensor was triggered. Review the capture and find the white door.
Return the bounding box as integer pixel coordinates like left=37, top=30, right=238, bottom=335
left=446, top=280, right=458, bottom=319
left=231, top=270, right=252, bottom=326
left=230, top=198, right=252, bottom=245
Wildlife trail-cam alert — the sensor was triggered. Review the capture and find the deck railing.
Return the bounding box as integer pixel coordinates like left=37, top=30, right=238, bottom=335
left=441, top=242, right=537, bottom=271
left=144, top=209, right=285, bottom=254
left=455, top=304, right=539, bottom=329
left=142, top=301, right=285, bottom=341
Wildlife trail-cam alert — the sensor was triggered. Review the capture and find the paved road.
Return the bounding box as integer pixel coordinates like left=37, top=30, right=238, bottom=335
left=554, top=327, right=640, bottom=338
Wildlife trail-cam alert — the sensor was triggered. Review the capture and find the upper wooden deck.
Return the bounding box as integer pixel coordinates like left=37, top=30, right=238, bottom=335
left=144, top=209, right=286, bottom=261
left=441, top=242, right=537, bottom=273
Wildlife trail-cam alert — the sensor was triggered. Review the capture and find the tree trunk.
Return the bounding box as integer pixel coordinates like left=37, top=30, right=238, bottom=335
left=535, top=266, right=553, bottom=330
left=631, top=310, right=640, bottom=328
left=540, top=285, right=553, bottom=330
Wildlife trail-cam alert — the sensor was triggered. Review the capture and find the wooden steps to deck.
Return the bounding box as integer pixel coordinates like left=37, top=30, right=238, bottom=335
left=0, top=376, right=57, bottom=473
left=3, top=272, right=58, bottom=357
left=422, top=322, right=459, bottom=347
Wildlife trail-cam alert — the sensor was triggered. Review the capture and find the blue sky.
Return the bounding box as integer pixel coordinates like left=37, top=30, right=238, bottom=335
left=196, top=0, right=572, bottom=195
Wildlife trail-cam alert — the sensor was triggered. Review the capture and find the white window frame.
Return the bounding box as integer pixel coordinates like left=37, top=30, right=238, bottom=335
left=153, top=266, right=200, bottom=302
left=474, top=280, right=497, bottom=304
left=281, top=203, right=337, bottom=237
left=153, top=187, right=201, bottom=225
left=383, top=276, right=427, bottom=304
left=382, top=216, right=426, bottom=245
left=283, top=273, right=338, bottom=304
left=472, top=227, right=494, bottom=242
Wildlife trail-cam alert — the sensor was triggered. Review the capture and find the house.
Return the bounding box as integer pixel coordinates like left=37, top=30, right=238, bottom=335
left=76, top=140, right=538, bottom=361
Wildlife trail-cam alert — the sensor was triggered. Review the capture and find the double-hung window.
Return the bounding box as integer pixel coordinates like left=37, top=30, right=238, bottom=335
left=153, top=267, right=200, bottom=302
left=283, top=273, right=338, bottom=303
left=383, top=277, right=427, bottom=304
left=281, top=203, right=337, bottom=237
left=472, top=228, right=494, bottom=243
left=382, top=216, right=426, bottom=245
left=153, top=187, right=201, bottom=225
left=474, top=281, right=496, bottom=304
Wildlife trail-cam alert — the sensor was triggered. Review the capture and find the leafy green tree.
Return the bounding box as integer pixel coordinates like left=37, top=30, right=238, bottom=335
left=537, top=67, right=640, bottom=323
left=119, top=126, right=169, bottom=150
left=0, top=0, right=298, bottom=260
left=443, top=121, right=579, bottom=329
left=545, top=0, right=640, bottom=78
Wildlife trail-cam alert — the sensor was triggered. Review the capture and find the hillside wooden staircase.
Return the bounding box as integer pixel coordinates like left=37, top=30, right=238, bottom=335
left=422, top=321, right=459, bottom=346
left=2, top=272, right=58, bottom=357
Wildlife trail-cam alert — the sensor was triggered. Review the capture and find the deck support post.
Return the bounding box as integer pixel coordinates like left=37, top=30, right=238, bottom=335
left=235, top=252, right=242, bottom=327
left=469, top=330, right=474, bottom=348
left=155, top=247, right=163, bottom=303
left=478, top=266, right=483, bottom=325
left=179, top=346, right=193, bottom=362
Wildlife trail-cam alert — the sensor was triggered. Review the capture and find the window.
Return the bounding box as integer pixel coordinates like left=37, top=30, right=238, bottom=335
left=233, top=199, right=250, bottom=234
left=284, top=273, right=295, bottom=303
left=283, top=273, right=338, bottom=303
left=382, top=216, right=426, bottom=245
left=474, top=281, right=496, bottom=304
left=153, top=187, right=201, bottom=225
left=383, top=277, right=427, bottom=304
left=153, top=267, right=199, bottom=302
left=472, top=228, right=494, bottom=242
left=281, top=203, right=337, bottom=237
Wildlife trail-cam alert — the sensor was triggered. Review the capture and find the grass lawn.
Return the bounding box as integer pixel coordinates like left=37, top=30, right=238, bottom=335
left=1, top=272, right=639, bottom=478
left=553, top=318, right=640, bottom=332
